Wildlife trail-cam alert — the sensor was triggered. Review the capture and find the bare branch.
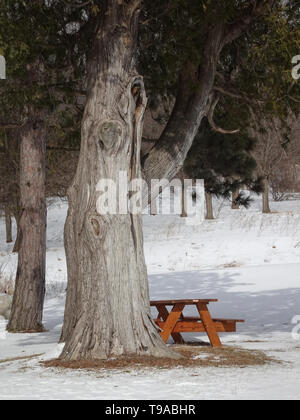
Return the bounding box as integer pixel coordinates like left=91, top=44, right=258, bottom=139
left=287, top=95, right=300, bottom=104
left=213, top=85, right=252, bottom=104
left=207, top=95, right=240, bottom=135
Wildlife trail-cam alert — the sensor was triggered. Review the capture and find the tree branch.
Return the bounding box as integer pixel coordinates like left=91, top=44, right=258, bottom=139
left=222, top=0, right=276, bottom=46
left=142, top=24, right=225, bottom=206
left=207, top=95, right=240, bottom=135
left=213, top=84, right=264, bottom=106
left=0, top=123, right=23, bottom=129
left=141, top=1, right=276, bottom=207
left=213, top=85, right=251, bottom=103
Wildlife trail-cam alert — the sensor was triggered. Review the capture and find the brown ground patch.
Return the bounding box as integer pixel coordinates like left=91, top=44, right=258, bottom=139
left=220, top=261, right=241, bottom=268
left=43, top=344, right=278, bottom=372
left=7, top=327, right=48, bottom=334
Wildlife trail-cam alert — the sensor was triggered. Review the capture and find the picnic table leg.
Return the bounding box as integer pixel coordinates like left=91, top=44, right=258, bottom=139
left=159, top=303, right=185, bottom=344
left=196, top=303, right=222, bottom=348
left=157, top=305, right=185, bottom=344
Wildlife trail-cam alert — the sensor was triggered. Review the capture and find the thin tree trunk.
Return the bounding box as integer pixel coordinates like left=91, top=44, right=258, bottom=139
left=181, top=182, right=187, bottom=217
left=176, top=170, right=187, bottom=218
left=262, top=178, right=271, bottom=214
left=60, top=0, right=178, bottom=361
left=5, top=207, right=12, bottom=243
left=7, top=109, right=47, bottom=333
left=232, top=189, right=240, bottom=210
left=150, top=196, right=158, bottom=215
left=205, top=192, right=214, bottom=220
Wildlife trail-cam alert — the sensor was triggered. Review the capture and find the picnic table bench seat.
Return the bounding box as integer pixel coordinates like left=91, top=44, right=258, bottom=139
left=150, top=298, right=244, bottom=348
left=154, top=317, right=244, bottom=333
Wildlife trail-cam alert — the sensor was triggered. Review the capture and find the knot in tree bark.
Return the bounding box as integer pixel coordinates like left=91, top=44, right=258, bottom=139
left=99, top=120, right=124, bottom=155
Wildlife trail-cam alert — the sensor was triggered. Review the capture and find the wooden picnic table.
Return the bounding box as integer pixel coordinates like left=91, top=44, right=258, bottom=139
left=150, top=298, right=244, bottom=348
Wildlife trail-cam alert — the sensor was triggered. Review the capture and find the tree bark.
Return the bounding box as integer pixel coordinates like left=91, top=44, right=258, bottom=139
left=60, top=0, right=178, bottom=361
left=205, top=192, right=214, bottom=220
left=262, top=178, right=271, bottom=214
left=7, top=109, right=47, bottom=333
left=4, top=207, right=12, bottom=243
left=232, top=189, right=240, bottom=210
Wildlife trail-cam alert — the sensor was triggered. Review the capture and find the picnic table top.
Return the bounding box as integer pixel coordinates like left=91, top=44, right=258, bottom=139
left=150, top=298, right=218, bottom=306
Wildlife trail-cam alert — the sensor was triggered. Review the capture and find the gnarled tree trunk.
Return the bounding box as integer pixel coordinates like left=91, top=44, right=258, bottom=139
left=60, top=0, right=177, bottom=361
left=7, top=108, right=47, bottom=333
left=60, top=0, right=272, bottom=361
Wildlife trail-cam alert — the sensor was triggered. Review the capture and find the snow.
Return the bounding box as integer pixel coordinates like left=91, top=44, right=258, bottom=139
left=0, top=194, right=300, bottom=400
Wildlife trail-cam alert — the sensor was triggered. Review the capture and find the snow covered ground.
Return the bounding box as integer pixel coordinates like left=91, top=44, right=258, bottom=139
left=0, top=194, right=300, bottom=400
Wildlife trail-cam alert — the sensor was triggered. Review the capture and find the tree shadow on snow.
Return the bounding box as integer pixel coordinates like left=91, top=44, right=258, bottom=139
left=17, top=268, right=300, bottom=349
left=149, top=269, right=300, bottom=342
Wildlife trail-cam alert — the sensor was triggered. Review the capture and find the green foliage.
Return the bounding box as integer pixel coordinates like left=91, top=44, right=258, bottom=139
left=140, top=0, right=299, bottom=201
left=139, top=0, right=300, bottom=118
left=0, top=0, right=93, bottom=149
left=0, top=0, right=299, bottom=195
left=227, top=2, right=300, bottom=122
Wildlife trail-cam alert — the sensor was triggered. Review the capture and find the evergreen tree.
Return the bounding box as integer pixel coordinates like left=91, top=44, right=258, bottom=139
left=184, top=112, right=263, bottom=219
left=0, top=0, right=85, bottom=332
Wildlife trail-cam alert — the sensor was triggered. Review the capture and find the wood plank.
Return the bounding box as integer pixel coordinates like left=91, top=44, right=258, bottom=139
left=159, top=303, right=185, bottom=343
left=155, top=320, right=206, bottom=333
left=155, top=320, right=237, bottom=333
left=156, top=304, right=185, bottom=344
left=177, top=316, right=244, bottom=323
left=150, top=299, right=218, bottom=306
left=213, top=318, right=244, bottom=323
left=196, top=303, right=222, bottom=348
